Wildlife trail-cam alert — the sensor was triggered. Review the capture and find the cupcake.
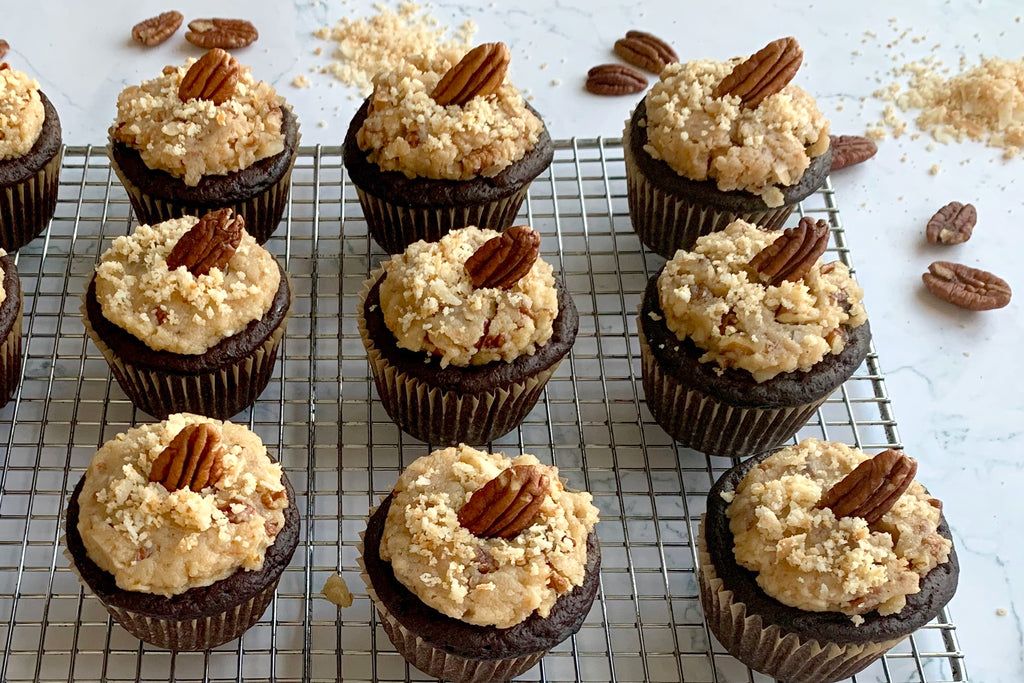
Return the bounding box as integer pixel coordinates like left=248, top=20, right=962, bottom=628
left=360, top=444, right=601, bottom=682
left=63, top=413, right=300, bottom=650
left=0, top=63, right=62, bottom=251
left=699, top=439, right=958, bottom=682
left=82, top=209, right=291, bottom=419
left=344, top=42, right=554, bottom=254
left=624, top=37, right=831, bottom=257
left=0, top=250, right=23, bottom=408
left=638, top=218, right=870, bottom=457
left=108, top=48, right=299, bottom=244
left=358, top=224, right=578, bottom=445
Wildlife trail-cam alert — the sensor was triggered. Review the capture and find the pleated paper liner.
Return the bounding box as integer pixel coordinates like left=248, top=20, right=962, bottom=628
left=358, top=271, right=559, bottom=445
left=81, top=281, right=292, bottom=420
left=0, top=292, right=23, bottom=409
left=355, top=184, right=531, bottom=255
left=0, top=145, right=63, bottom=252
left=697, top=517, right=902, bottom=683
left=623, top=127, right=795, bottom=258
left=107, top=144, right=298, bottom=245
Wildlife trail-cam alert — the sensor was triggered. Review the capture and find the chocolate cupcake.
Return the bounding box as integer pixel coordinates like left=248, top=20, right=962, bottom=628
left=699, top=440, right=958, bottom=682
left=64, top=413, right=300, bottom=650
left=638, top=218, right=870, bottom=457
left=0, top=251, right=23, bottom=408
left=358, top=225, right=577, bottom=445
left=0, top=64, right=62, bottom=251
left=624, top=37, right=831, bottom=257
left=343, top=43, right=553, bottom=254
left=108, top=49, right=299, bottom=244
left=360, top=445, right=601, bottom=682
left=82, top=209, right=291, bottom=419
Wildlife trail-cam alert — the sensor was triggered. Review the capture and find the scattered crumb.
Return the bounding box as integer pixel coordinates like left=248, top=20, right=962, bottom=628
left=322, top=573, right=354, bottom=607
left=318, top=120, right=327, bottom=128
left=929, top=163, right=941, bottom=175
left=550, top=78, right=561, bottom=87
left=963, top=351, right=970, bottom=357
left=314, top=46, right=323, bottom=56
left=996, top=607, right=1009, bottom=616
left=291, top=74, right=312, bottom=89
left=539, top=62, right=548, bottom=70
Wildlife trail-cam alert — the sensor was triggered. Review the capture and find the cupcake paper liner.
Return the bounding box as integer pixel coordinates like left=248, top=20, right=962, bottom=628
left=358, top=272, right=559, bottom=445
left=0, top=293, right=23, bottom=408
left=108, top=144, right=298, bottom=245
left=697, top=517, right=901, bottom=682
left=638, top=317, right=824, bottom=457
left=358, top=517, right=546, bottom=683
left=81, top=283, right=292, bottom=420
left=0, top=145, right=63, bottom=252
left=623, top=131, right=795, bottom=258
left=355, top=185, right=531, bottom=255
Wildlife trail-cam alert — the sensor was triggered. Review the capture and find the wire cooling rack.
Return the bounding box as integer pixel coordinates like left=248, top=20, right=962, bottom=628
left=0, top=141, right=966, bottom=683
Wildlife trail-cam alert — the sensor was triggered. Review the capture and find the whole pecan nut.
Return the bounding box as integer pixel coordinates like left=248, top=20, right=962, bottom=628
left=829, top=135, right=878, bottom=172
left=465, top=225, right=541, bottom=289
left=922, top=261, right=1011, bottom=310
left=149, top=423, right=225, bottom=493
left=0, top=39, right=9, bottom=60
left=131, top=11, right=183, bottom=47
left=178, top=48, right=241, bottom=105
left=166, top=208, right=245, bottom=276
left=613, top=30, right=678, bottom=74
left=431, top=43, right=510, bottom=107
left=750, top=216, right=830, bottom=285
left=457, top=465, right=551, bottom=538
left=586, top=63, right=647, bottom=96
left=713, top=36, right=803, bottom=108
left=817, top=449, right=918, bottom=524
left=926, top=201, right=976, bottom=245
left=185, top=18, right=259, bottom=49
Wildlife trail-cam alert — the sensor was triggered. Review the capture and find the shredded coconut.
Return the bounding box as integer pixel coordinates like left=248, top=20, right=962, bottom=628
left=0, top=66, right=44, bottom=160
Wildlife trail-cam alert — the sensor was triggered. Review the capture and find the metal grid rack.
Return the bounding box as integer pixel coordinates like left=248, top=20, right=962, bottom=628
left=0, top=140, right=966, bottom=682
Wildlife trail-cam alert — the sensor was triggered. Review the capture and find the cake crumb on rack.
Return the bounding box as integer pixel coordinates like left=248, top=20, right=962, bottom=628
left=322, top=573, right=354, bottom=607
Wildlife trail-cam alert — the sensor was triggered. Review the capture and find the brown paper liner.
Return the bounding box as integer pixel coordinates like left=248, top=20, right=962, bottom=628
left=0, top=291, right=23, bottom=408
left=357, top=271, right=559, bottom=445
left=358, top=522, right=547, bottom=683
left=697, top=517, right=902, bottom=682
left=81, top=281, right=292, bottom=420
left=0, top=145, right=63, bottom=252
left=623, top=132, right=795, bottom=258
left=355, top=185, right=531, bottom=255
left=107, top=143, right=298, bottom=245
left=638, top=316, right=824, bottom=457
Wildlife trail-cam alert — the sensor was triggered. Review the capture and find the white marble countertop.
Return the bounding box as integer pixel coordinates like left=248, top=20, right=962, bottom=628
left=5, top=1, right=1022, bottom=680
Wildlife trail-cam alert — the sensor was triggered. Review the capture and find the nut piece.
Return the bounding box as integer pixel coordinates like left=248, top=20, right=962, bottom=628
left=178, top=48, right=241, bottom=105
left=926, top=201, right=977, bottom=245
left=131, top=11, right=184, bottom=47
left=923, top=261, right=1011, bottom=311
left=457, top=465, right=551, bottom=538
left=817, top=449, right=918, bottom=524
left=750, top=216, right=830, bottom=285
left=431, top=42, right=510, bottom=107
left=0, top=39, right=9, bottom=60
left=465, top=225, right=541, bottom=289
left=166, top=208, right=245, bottom=276
left=586, top=63, right=647, bottom=96
left=613, top=30, right=678, bottom=74
left=185, top=18, right=259, bottom=49
left=713, top=36, right=803, bottom=108
left=149, top=423, right=225, bottom=493
left=829, top=135, right=878, bottom=172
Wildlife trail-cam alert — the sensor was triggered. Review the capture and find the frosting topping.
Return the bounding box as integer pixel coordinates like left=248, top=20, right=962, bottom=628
left=0, top=66, right=44, bottom=160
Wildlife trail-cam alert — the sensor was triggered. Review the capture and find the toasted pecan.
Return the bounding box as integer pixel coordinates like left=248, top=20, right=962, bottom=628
left=431, top=43, right=510, bottom=106
left=713, top=37, right=803, bottom=108
left=457, top=465, right=551, bottom=538
left=149, top=423, right=225, bottom=492
left=165, top=208, right=244, bottom=276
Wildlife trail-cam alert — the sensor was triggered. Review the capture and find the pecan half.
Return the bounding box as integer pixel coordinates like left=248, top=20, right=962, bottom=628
left=178, top=48, right=240, bottom=105
left=131, top=11, right=183, bottom=47
left=0, top=40, right=9, bottom=60
left=829, top=135, right=878, bottom=172
left=926, top=201, right=976, bottom=245
left=465, top=225, right=541, bottom=289
left=713, top=37, right=803, bottom=108
left=613, top=30, right=678, bottom=74
left=817, top=449, right=918, bottom=524
left=922, top=261, right=1011, bottom=311
left=750, top=216, right=829, bottom=285
left=458, top=465, right=551, bottom=538
left=166, top=208, right=245, bottom=276
left=149, top=423, right=225, bottom=493
left=431, top=43, right=510, bottom=106
left=185, top=18, right=258, bottom=49
left=586, top=63, right=647, bottom=95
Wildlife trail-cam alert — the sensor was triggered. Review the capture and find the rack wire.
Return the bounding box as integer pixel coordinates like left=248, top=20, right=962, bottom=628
left=0, top=141, right=966, bottom=682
